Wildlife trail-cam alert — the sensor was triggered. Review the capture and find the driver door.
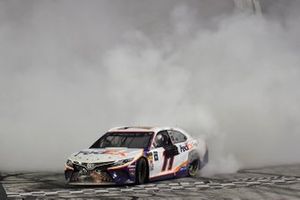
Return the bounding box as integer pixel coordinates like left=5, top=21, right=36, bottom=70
left=148, top=130, right=179, bottom=178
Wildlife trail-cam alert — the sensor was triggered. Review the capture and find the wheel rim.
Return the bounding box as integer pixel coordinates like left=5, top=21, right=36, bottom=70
left=188, top=160, right=199, bottom=176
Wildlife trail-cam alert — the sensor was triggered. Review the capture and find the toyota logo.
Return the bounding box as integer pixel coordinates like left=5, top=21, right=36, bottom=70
left=86, top=163, right=95, bottom=170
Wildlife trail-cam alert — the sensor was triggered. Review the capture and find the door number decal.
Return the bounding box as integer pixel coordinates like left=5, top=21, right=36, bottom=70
left=161, top=151, right=175, bottom=171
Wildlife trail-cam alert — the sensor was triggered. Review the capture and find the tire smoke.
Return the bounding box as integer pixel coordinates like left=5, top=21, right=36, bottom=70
left=0, top=0, right=299, bottom=173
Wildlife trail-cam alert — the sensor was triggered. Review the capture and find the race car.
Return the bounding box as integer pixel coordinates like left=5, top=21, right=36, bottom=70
left=64, top=126, right=208, bottom=185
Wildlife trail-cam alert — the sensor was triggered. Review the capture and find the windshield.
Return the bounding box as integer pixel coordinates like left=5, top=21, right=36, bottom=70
left=90, top=132, right=153, bottom=149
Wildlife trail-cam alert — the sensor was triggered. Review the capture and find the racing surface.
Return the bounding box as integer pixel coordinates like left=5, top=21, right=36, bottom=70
left=1, top=164, right=300, bottom=199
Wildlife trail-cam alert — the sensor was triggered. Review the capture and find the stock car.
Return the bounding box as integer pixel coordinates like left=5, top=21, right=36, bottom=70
left=64, top=126, right=208, bottom=185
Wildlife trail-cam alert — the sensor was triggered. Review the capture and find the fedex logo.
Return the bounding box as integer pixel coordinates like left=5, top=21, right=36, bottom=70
left=179, top=144, right=189, bottom=152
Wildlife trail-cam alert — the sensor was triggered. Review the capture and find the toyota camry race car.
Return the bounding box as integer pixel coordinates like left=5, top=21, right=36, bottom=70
left=64, top=127, right=208, bottom=185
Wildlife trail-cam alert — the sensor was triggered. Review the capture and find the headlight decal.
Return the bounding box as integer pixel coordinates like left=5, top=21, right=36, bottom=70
left=113, top=158, right=134, bottom=166
left=107, top=150, right=144, bottom=170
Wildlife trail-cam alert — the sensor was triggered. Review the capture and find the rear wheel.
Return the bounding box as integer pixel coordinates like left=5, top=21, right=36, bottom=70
left=187, top=159, right=200, bottom=177
left=135, top=158, right=148, bottom=184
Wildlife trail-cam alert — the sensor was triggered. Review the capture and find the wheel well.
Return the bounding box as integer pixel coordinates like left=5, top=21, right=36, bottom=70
left=188, top=150, right=200, bottom=163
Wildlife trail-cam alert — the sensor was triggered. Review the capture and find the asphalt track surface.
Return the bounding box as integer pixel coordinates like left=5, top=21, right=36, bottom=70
left=0, top=176, right=7, bottom=200
left=1, top=164, right=300, bottom=200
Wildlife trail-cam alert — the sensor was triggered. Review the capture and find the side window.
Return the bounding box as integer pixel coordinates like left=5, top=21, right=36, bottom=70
left=168, top=130, right=187, bottom=144
left=154, top=131, right=172, bottom=148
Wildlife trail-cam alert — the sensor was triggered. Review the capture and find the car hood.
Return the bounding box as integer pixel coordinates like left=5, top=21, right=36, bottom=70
left=68, top=147, right=144, bottom=163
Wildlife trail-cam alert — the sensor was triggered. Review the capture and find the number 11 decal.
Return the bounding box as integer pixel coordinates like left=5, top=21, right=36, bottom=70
left=161, top=151, right=175, bottom=171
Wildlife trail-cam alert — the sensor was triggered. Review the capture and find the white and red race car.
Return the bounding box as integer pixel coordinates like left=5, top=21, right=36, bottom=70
left=64, top=126, right=208, bottom=185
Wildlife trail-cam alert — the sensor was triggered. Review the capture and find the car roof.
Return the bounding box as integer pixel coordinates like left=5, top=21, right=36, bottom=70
left=108, top=126, right=188, bottom=135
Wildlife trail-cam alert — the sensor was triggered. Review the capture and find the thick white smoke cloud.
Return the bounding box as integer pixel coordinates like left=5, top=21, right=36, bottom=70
left=0, top=0, right=300, bottom=173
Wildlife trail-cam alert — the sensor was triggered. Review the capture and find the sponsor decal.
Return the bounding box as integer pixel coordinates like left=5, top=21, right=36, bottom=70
left=147, top=152, right=154, bottom=171
left=75, top=149, right=128, bottom=157
left=102, top=149, right=127, bottom=157
left=179, top=142, right=193, bottom=153
left=153, top=151, right=159, bottom=161
left=147, top=152, right=153, bottom=160
left=75, top=150, right=99, bottom=156
left=128, top=162, right=136, bottom=175
left=179, top=144, right=189, bottom=153
left=187, top=143, right=193, bottom=149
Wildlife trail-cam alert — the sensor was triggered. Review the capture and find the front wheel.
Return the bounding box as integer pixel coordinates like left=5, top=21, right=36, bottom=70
left=135, top=158, right=148, bottom=184
left=187, top=159, right=200, bottom=177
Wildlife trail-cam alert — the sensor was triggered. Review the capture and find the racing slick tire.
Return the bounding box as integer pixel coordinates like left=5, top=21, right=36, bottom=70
left=187, top=158, right=200, bottom=177
left=135, top=157, right=149, bottom=184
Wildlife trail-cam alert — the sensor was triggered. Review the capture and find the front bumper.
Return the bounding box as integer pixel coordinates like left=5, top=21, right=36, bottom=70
left=65, top=163, right=136, bottom=185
